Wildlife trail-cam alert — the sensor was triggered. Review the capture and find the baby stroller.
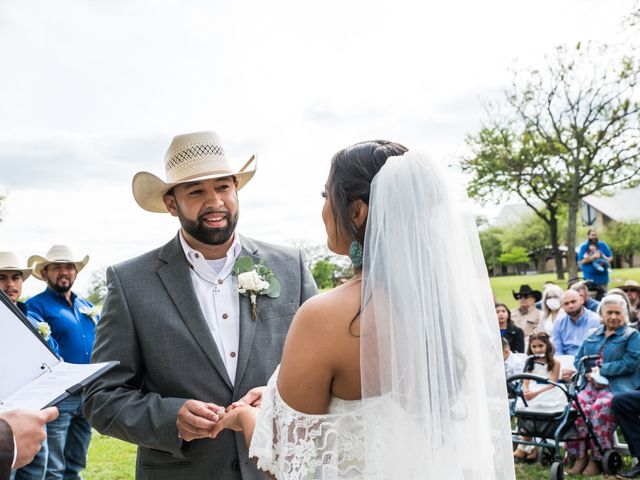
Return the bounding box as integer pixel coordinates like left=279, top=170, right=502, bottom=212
left=507, top=354, right=623, bottom=480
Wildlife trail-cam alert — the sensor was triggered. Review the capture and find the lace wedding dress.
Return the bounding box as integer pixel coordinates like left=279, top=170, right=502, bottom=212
left=250, top=152, right=515, bottom=479
left=250, top=366, right=367, bottom=479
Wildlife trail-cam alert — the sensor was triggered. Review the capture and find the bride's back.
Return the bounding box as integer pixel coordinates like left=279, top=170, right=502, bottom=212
left=276, top=276, right=362, bottom=414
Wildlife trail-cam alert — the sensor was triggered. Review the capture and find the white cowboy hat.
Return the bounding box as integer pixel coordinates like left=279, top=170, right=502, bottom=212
left=0, top=251, right=32, bottom=280
left=132, top=131, right=257, bottom=213
left=28, top=245, right=89, bottom=281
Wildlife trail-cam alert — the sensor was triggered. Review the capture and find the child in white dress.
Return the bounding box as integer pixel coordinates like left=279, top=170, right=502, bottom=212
left=513, top=332, right=568, bottom=461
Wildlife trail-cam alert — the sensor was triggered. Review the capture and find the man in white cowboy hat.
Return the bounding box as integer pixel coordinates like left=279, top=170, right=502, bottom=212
left=0, top=251, right=59, bottom=480
left=26, top=245, right=97, bottom=480
left=84, top=131, right=317, bottom=480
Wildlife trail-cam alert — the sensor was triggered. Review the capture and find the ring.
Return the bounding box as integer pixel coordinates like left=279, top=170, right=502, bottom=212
left=216, top=410, right=225, bottom=416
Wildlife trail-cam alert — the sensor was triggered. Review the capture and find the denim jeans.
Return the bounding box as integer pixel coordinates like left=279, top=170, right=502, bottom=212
left=45, top=394, right=91, bottom=480
left=12, top=438, right=48, bottom=480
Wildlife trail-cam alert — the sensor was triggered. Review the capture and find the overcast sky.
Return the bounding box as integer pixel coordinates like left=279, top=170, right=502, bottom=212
left=0, top=0, right=635, bottom=297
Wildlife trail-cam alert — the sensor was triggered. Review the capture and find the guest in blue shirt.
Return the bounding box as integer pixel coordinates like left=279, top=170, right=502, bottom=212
left=0, top=251, right=58, bottom=480
left=552, top=289, right=601, bottom=357
left=578, top=229, right=613, bottom=289
left=26, top=245, right=97, bottom=480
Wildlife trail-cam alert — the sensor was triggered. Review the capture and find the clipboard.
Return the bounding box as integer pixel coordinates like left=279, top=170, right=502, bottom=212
left=0, top=289, right=118, bottom=412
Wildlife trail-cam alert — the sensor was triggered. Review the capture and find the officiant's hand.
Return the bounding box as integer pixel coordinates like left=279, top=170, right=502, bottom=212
left=176, top=400, right=226, bottom=442
left=227, top=386, right=265, bottom=411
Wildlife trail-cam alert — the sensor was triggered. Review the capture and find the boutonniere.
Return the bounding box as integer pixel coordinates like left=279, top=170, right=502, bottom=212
left=37, top=321, right=52, bottom=341
left=233, top=256, right=281, bottom=320
left=79, top=305, right=100, bottom=325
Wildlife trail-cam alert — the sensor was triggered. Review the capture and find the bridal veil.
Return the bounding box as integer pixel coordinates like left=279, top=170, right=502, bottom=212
left=359, top=152, right=514, bottom=479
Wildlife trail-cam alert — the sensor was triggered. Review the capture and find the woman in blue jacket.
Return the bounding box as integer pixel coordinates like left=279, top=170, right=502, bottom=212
left=566, top=294, right=640, bottom=476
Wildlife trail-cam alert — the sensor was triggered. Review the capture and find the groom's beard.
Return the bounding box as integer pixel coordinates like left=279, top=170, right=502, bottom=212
left=177, top=205, right=239, bottom=246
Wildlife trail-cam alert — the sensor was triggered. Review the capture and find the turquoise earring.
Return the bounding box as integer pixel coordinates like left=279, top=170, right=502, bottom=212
left=349, top=240, right=363, bottom=268
left=349, top=223, right=363, bottom=268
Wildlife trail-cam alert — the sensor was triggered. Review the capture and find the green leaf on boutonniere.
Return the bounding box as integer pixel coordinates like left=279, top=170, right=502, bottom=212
left=232, top=256, right=254, bottom=275
left=264, top=275, right=280, bottom=298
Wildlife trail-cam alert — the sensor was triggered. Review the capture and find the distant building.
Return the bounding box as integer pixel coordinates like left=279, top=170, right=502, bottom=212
left=490, top=186, right=640, bottom=274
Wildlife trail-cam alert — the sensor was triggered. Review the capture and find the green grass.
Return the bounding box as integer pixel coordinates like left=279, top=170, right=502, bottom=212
left=490, top=267, right=640, bottom=309
left=85, top=431, right=136, bottom=479
left=85, top=432, right=629, bottom=479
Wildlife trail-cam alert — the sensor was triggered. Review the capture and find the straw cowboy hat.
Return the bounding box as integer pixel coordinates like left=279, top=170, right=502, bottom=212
left=0, top=251, right=32, bottom=280
left=132, top=131, right=257, bottom=213
left=28, top=245, right=89, bottom=281
left=619, top=280, right=640, bottom=294
left=512, top=284, right=542, bottom=302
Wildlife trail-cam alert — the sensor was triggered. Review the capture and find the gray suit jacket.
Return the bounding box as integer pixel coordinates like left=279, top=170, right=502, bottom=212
left=83, top=234, right=317, bottom=479
left=0, top=419, right=12, bottom=480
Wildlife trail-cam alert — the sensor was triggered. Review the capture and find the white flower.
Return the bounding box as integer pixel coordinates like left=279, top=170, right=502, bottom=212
left=237, top=270, right=270, bottom=293
left=79, top=306, right=100, bottom=324
left=37, top=322, right=51, bottom=341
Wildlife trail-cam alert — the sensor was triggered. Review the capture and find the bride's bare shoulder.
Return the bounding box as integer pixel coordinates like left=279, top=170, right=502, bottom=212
left=295, top=282, right=360, bottom=329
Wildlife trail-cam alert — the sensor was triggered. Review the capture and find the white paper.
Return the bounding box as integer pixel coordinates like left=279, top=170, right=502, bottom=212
left=0, top=362, right=111, bottom=412
left=0, top=298, right=60, bottom=401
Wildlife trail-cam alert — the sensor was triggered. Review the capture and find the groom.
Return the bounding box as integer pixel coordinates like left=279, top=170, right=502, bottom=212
left=84, top=131, right=317, bottom=479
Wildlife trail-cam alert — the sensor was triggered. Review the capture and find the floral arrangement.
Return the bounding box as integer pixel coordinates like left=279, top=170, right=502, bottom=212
left=79, top=305, right=100, bottom=325
left=233, top=256, right=280, bottom=320
left=37, top=321, right=52, bottom=341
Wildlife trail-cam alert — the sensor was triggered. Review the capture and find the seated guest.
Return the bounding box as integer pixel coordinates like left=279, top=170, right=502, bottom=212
left=552, top=290, right=600, bottom=357
left=536, top=284, right=564, bottom=335
left=496, top=303, right=525, bottom=353
left=511, top=285, right=542, bottom=337
left=612, top=388, right=640, bottom=478
left=535, top=281, right=557, bottom=310
left=571, top=281, right=600, bottom=313
left=514, top=332, right=567, bottom=461
left=620, top=280, right=640, bottom=324
left=503, top=337, right=524, bottom=380
left=608, top=287, right=635, bottom=325
left=566, top=295, right=640, bottom=476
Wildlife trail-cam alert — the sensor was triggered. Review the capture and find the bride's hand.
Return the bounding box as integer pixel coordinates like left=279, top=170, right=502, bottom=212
left=227, top=386, right=266, bottom=411
left=210, top=406, right=258, bottom=439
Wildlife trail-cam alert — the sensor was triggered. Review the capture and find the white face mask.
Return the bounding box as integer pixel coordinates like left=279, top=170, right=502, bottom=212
left=546, top=298, right=561, bottom=311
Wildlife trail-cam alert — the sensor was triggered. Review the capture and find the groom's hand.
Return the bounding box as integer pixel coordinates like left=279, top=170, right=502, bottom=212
left=176, top=399, right=225, bottom=442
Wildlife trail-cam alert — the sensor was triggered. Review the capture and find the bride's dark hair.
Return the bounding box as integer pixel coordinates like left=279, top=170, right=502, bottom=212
left=327, top=140, right=408, bottom=244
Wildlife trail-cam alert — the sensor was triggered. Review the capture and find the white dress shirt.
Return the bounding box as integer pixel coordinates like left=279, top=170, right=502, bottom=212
left=179, top=232, right=242, bottom=384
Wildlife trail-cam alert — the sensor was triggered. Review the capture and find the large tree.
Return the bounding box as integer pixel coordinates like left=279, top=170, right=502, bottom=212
left=601, top=222, right=640, bottom=268
left=462, top=42, right=640, bottom=278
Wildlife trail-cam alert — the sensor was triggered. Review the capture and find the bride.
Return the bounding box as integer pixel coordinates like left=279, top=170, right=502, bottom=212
left=212, top=140, right=515, bottom=479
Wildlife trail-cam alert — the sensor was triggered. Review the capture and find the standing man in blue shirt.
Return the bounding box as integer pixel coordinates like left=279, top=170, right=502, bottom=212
left=578, top=229, right=613, bottom=290
left=26, top=245, right=98, bottom=480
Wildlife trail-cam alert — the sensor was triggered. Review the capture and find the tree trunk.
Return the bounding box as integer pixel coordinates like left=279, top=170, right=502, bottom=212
left=566, top=200, right=580, bottom=277
left=548, top=213, right=565, bottom=280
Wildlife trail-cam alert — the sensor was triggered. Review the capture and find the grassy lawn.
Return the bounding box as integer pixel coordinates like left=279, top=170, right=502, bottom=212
left=85, top=432, right=629, bottom=479
left=490, top=267, right=640, bottom=309
left=85, top=431, right=136, bottom=479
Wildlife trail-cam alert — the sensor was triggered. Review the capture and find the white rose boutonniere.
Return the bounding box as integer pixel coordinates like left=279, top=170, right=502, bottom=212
left=79, top=305, right=100, bottom=325
left=233, top=256, right=281, bottom=320
left=37, top=322, right=52, bottom=341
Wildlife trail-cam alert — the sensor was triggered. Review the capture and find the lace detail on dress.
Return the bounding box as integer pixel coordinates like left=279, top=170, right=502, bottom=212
left=249, top=368, right=366, bottom=479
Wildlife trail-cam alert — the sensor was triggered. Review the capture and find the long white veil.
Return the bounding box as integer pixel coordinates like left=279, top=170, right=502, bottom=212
left=360, top=152, right=515, bottom=479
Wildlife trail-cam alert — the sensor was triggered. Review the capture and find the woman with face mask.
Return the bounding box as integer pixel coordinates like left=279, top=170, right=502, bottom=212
left=536, top=284, right=565, bottom=335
